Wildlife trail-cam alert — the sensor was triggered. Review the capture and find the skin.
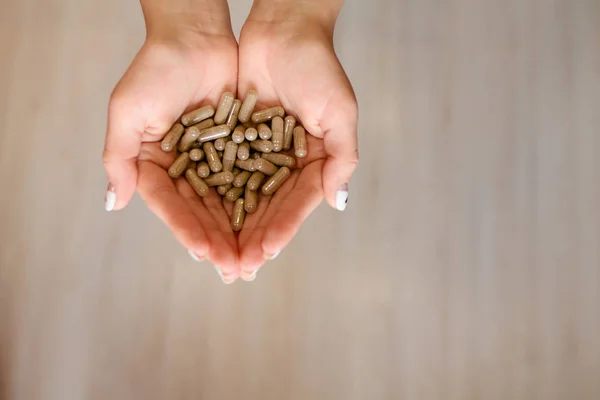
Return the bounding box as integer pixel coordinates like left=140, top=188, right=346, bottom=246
left=103, top=0, right=358, bottom=282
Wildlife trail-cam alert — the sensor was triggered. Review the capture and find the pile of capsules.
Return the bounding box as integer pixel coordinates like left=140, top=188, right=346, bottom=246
left=160, top=91, right=308, bottom=232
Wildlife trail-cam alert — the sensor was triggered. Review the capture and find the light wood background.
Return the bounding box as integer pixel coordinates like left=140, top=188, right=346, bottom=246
left=1, top=0, right=599, bottom=399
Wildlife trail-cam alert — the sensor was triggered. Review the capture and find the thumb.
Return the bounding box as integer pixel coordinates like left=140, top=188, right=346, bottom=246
left=102, top=93, right=144, bottom=211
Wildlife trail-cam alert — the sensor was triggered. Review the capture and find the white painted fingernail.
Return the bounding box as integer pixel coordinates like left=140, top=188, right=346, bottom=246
left=215, top=267, right=235, bottom=284
left=242, top=269, right=258, bottom=282
left=188, top=250, right=204, bottom=262
left=105, top=185, right=116, bottom=211
left=264, top=251, right=280, bottom=260
left=335, top=184, right=349, bottom=211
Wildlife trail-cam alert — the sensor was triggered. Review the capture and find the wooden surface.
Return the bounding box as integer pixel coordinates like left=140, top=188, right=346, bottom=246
left=1, top=0, right=599, bottom=399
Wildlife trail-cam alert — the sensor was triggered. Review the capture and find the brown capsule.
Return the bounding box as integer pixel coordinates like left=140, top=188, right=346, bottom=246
left=233, top=167, right=242, bottom=176
left=189, top=148, right=204, bottom=161
left=250, top=140, right=273, bottom=153
left=246, top=171, right=265, bottom=191
left=271, top=117, right=284, bottom=152
left=181, top=105, right=215, bottom=126
left=222, top=141, right=238, bottom=172
left=235, top=159, right=256, bottom=172
left=178, top=126, right=202, bottom=152
left=261, top=152, right=296, bottom=168
left=187, top=161, right=197, bottom=172
left=232, top=128, right=245, bottom=144
left=293, top=126, right=308, bottom=158
left=244, top=186, right=258, bottom=214
left=185, top=169, right=210, bottom=197
left=237, top=142, right=250, bottom=160
left=226, top=99, right=242, bottom=131
left=217, top=184, right=232, bottom=196
left=168, top=152, right=189, bottom=178
left=198, top=124, right=231, bottom=143
left=251, top=106, right=285, bottom=124
left=233, top=170, right=252, bottom=188
left=242, top=120, right=257, bottom=130
left=238, top=90, right=258, bottom=124
left=245, top=127, right=258, bottom=141
left=283, top=116, right=296, bottom=151
left=258, top=123, right=272, bottom=140
left=254, top=158, right=279, bottom=176
left=214, top=92, right=235, bottom=125
left=225, top=186, right=244, bottom=202
left=231, top=198, right=246, bottom=231
left=197, top=162, right=210, bottom=178
left=214, top=136, right=231, bottom=151
left=262, top=167, right=291, bottom=195
left=204, top=171, right=234, bottom=187
left=203, top=142, right=222, bottom=173
left=161, top=123, right=185, bottom=152
left=190, top=118, right=215, bottom=131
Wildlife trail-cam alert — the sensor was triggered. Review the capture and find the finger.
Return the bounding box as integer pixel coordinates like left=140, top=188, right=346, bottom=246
left=137, top=160, right=209, bottom=258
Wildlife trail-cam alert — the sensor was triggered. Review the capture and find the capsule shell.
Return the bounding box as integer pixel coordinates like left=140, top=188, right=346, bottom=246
left=161, top=123, right=185, bottom=152
left=203, top=142, right=222, bottom=173
left=254, top=158, right=279, bottom=176
left=190, top=118, right=215, bottom=131
left=258, top=123, right=272, bottom=140
left=238, top=90, right=258, bottom=124
left=250, top=140, right=273, bottom=153
left=293, top=126, right=308, bottom=158
left=217, top=184, right=232, bottom=196
left=185, top=169, right=210, bottom=197
left=204, top=171, right=234, bottom=187
left=237, top=142, right=250, bottom=160
left=271, top=117, right=284, bottom=152
left=235, top=159, right=256, bottom=172
left=214, top=136, right=231, bottom=151
left=197, top=162, right=210, bottom=178
left=222, top=141, right=238, bottom=172
left=214, top=92, right=235, bottom=125
left=283, top=116, right=296, bottom=151
left=198, top=124, right=231, bottom=143
left=244, top=186, right=258, bottom=213
left=232, top=128, right=245, bottom=144
left=178, top=127, right=202, bottom=152
left=181, top=105, right=215, bottom=126
left=168, top=152, right=189, bottom=178
left=233, top=170, right=252, bottom=188
left=261, top=167, right=291, bottom=195
left=231, top=198, right=246, bottom=232
left=246, top=171, right=265, bottom=191
left=189, top=148, right=204, bottom=161
left=225, top=186, right=244, bottom=202
left=251, top=106, right=285, bottom=124
left=245, top=127, right=258, bottom=141
left=226, top=99, right=242, bottom=131
left=261, top=152, right=296, bottom=168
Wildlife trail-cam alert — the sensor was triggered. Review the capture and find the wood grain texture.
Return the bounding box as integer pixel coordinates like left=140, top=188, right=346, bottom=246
left=1, top=0, right=599, bottom=399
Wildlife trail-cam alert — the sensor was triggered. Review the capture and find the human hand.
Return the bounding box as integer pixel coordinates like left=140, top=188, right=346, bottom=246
left=236, top=4, right=359, bottom=279
left=102, top=3, right=241, bottom=279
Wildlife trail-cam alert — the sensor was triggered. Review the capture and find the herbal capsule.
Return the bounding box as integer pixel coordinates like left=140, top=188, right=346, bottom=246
left=238, top=90, right=258, bottom=124
left=213, top=92, right=235, bottom=125
left=204, top=171, right=234, bottom=187
left=190, top=118, right=215, bottom=131
left=214, top=136, right=231, bottom=151
left=262, top=167, right=291, bottom=195
left=254, top=158, right=279, bottom=176
left=223, top=141, right=238, bottom=172
left=242, top=120, right=257, bottom=130
left=181, top=105, right=215, bottom=126
left=232, top=127, right=245, bottom=144
left=293, top=126, right=308, bottom=158
left=178, top=126, right=202, bottom=152
left=271, top=117, right=284, bottom=152
left=198, top=124, right=231, bottom=143
left=235, top=159, right=256, bottom=172
left=231, top=198, right=246, bottom=231
left=244, top=186, right=258, bottom=214
left=237, top=142, right=250, bottom=160
left=250, top=140, right=273, bottom=153
left=217, top=184, right=232, bottom=196
left=245, top=127, right=258, bottom=141
left=261, top=152, right=296, bottom=168
left=251, top=106, right=285, bottom=124
left=226, top=99, right=242, bottom=131
left=189, top=149, right=204, bottom=161
left=258, top=123, right=272, bottom=140
left=283, top=116, right=296, bottom=151
left=161, top=123, right=185, bottom=152
left=225, top=186, right=244, bottom=202
left=233, top=167, right=242, bottom=176
left=197, top=162, right=210, bottom=178
left=233, top=170, right=252, bottom=187
left=246, top=171, right=265, bottom=191
left=185, top=169, right=209, bottom=197
left=203, top=142, right=222, bottom=173
left=168, top=152, right=189, bottom=178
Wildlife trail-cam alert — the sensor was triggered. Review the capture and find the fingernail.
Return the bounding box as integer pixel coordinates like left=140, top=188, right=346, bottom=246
left=264, top=251, right=280, bottom=260
left=105, top=184, right=116, bottom=211
left=215, top=267, right=236, bottom=285
left=335, top=183, right=349, bottom=211
left=242, top=269, right=258, bottom=282
left=188, top=250, right=205, bottom=262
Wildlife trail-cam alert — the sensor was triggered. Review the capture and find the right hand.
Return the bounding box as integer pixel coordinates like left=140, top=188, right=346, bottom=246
left=102, top=27, right=240, bottom=278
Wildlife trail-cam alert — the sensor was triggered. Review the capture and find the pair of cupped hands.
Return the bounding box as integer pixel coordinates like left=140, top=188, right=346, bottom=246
left=103, top=4, right=358, bottom=283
